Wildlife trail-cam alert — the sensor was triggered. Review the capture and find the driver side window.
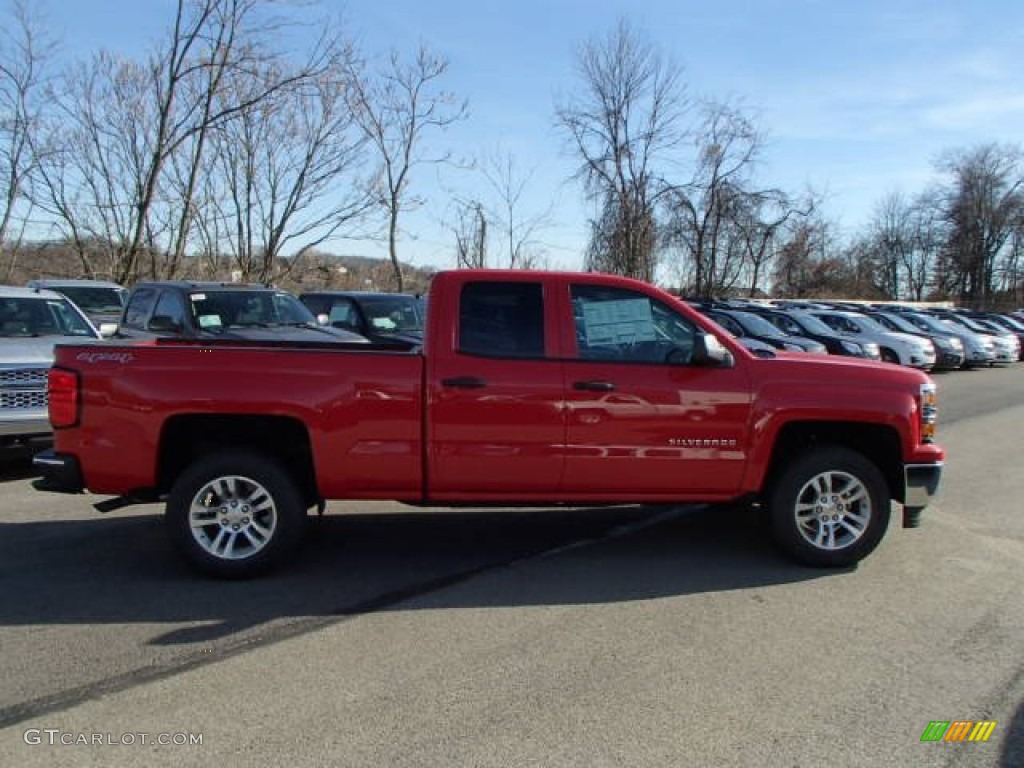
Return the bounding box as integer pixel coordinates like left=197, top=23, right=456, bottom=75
left=570, top=284, right=696, bottom=364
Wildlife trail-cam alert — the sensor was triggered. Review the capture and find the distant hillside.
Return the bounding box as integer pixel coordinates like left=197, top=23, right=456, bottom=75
left=2, top=241, right=440, bottom=295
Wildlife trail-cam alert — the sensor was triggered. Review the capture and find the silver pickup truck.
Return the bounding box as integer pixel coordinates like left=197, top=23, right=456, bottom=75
left=1, top=286, right=100, bottom=451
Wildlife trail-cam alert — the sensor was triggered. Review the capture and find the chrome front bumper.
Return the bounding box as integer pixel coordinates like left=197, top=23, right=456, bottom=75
left=904, top=462, right=943, bottom=510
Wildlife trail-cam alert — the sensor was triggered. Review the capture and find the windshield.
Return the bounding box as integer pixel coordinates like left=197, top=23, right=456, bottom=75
left=874, top=312, right=919, bottom=334
left=0, top=296, right=97, bottom=337
left=902, top=313, right=948, bottom=334
left=189, top=290, right=316, bottom=329
left=787, top=311, right=835, bottom=335
left=731, top=310, right=784, bottom=336
left=971, top=318, right=1004, bottom=334
left=994, top=314, right=1024, bottom=331
left=848, top=313, right=889, bottom=333
left=359, top=295, right=426, bottom=333
left=54, top=286, right=127, bottom=314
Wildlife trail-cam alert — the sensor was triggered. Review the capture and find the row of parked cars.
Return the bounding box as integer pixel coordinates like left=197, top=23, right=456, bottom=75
left=689, top=298, right=1024, bottom=371
left=1, top=278, right=427, bottom=452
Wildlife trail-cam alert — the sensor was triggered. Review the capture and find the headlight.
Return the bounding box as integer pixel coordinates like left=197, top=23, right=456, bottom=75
left=919, top=382, right=937, bottom=443
left=949, top=338, right=963, bottom=351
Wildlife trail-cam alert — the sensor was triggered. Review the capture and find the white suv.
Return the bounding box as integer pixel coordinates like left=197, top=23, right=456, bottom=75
left=1, top=286, right=101, bottom=451
left=808, top=309, right=936, bottom=370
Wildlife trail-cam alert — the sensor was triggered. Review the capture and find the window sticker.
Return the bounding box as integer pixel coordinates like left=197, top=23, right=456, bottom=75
left=198, top=314, right=222, bottom=328
left=580, top=298, right=656, bottom=345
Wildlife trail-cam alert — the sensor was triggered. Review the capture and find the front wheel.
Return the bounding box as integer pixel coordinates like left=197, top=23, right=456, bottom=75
left=768, top=446, right=890, bottom=567
left=165, top=452, right=308, bottom=578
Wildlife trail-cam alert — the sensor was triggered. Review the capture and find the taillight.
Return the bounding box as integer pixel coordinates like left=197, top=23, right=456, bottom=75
left=48, top=368, right=80, bottom=428
left=919, top=382, right=937, bottom=444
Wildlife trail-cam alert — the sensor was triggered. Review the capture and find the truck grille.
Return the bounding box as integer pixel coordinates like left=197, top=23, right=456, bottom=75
left=0, top=368, right=48, bottom=387
left=0, top=367, right=49, bottom=411
left=1, top=391, right=48, bottom=409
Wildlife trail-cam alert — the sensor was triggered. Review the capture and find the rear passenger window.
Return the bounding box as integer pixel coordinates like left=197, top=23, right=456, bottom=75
left=458, top=281, right=545, bottom=358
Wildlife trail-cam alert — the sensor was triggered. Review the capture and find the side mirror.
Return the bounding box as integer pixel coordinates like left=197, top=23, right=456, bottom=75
left=98, top=322, right=119, bottom=338
left=693, top=333, right=735, bottom=368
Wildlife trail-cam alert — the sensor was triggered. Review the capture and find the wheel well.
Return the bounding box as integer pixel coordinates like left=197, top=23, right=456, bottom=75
left=158, top=414, right=317, bottom=505
left=764, top=421, right=902, bottom=502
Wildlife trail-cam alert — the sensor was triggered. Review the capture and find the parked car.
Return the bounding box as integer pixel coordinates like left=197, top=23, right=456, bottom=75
left=115, top=282, right=369, bottom=343
left=927, top=311, right=1017, bottom=365
left=299, top=291, right=426, bottom=345
left=963, top=317, right=1021, bottom=362
left=965, top=312, right=1024, bottom=360
left=861, top=309, right=964, bottom=371
left=1, top=286, right=102, bottom=452
left=888, top=309, right=994, bottom=369
left=26, top=278, right=127, bottom=334
left=748, top=306, right=880, bottom=359
left=701, top=308, right=827, bottom=354
left=807, top=309, right=936, bottom=369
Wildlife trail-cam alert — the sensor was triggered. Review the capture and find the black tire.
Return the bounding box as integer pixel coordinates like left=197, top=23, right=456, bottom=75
left=768, top=446, right=890, bottom=568
left=165, top=451, right=308, bottom=578
left=880, top=348, right=900, bottom=364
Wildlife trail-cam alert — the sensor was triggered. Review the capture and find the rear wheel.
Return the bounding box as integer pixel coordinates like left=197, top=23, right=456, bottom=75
left=768, top=446, right=890, bottom=567
left=165, top=451, right=308, bottom=578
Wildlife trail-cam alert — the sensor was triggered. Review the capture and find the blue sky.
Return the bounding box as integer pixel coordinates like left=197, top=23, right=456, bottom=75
left=45, top=0, right=1024, bottom=271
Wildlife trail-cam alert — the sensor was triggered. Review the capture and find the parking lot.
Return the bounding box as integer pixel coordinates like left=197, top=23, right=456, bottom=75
left=0, top=364, right=1021, bottom=767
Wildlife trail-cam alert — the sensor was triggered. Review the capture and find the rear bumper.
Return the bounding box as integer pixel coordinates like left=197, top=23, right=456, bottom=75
left=904, top=462, right=943, bottom=510
left=31, top=449, right=85, bottom=494
left=0, top=413, right=50, bottom=439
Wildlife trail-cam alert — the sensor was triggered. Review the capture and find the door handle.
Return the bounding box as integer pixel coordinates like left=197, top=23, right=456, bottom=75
left=441, top=376, right=487, bottom=389
left=573, top=380, right=616, bottom=392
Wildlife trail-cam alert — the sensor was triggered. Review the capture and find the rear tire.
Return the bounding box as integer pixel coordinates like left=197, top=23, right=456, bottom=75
left=768, top=446, right=890, bottom=567
left=165, top=451, right=308, bottom=578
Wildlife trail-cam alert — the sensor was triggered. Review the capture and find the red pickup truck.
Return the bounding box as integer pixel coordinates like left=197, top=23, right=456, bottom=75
left=33, top=270, right=944, bottom=577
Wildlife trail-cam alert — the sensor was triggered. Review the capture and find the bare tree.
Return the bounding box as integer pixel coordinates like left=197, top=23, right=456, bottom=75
left=938, top=143, right=1024, bottom=306
left=663, top=99, right=784, bottom=297
left=33, top=0, right=346, bottom=283
left=556, top=18, right=685, bottom=281
left=348, top=44, right=468, bottom=291
left=1000, top=225, right=1024, bottom=306
left=863, top=191, right=915, bottom=298
left=449, top=198, right=488, bottom=269
left=480, top=149, right=552, bottom=269
left=772, top=212, right=837, bottom=297
left=192, top=45, right=374, bottom=283
left=732, top=189, right=812, bottom=297
left=0, top=0, right=56, bottom=277
left=34, top=53, right=156, bottom=280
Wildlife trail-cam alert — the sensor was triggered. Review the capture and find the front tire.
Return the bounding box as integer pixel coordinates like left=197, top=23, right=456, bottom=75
left=768, top=446, right=890, bottom=567
left=166, top=452, right=308, bottom=578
